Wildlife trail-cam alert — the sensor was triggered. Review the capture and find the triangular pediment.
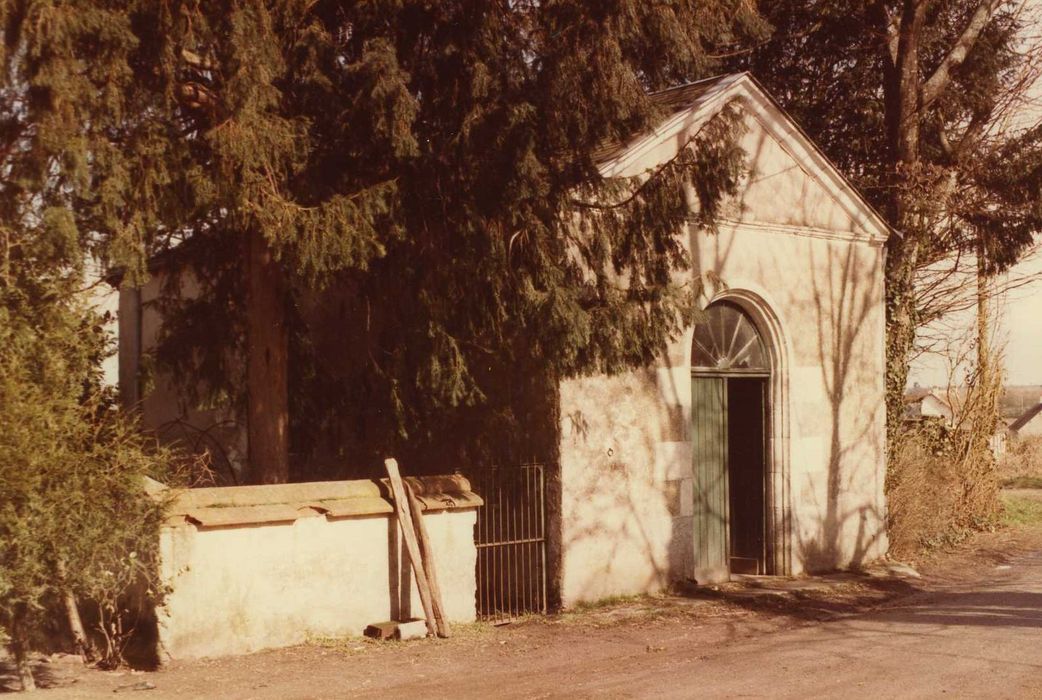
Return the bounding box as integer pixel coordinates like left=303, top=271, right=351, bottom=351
left=597, top=73, right=890, bottom=243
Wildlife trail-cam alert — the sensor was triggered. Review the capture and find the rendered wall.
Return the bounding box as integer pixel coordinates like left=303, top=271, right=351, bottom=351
left=558, top=108, right=888, bottom=606
left=154, top=477, right=480, bottom=659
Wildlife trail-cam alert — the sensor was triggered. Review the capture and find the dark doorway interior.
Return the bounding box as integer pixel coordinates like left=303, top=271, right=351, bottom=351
left=726, top=377, right=768, bottom=575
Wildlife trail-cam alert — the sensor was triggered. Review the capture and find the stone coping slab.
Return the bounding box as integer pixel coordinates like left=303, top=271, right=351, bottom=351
left=146, top=474, right=482, bottom=529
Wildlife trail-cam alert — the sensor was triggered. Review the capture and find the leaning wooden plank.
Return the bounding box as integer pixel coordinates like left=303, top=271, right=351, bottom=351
left=405, top=482, right=452, bottom=638
left=384, top=458, right=438, bottom=638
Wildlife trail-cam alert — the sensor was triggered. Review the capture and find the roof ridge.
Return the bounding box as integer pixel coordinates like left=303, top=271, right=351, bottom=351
left=1009, top=402, right=1042, bottom=431
left=646, top=72, right=740, bottom=98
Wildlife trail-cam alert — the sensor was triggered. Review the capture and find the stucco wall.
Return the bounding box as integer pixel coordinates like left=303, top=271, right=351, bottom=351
left=558, top=107, right=888, bottom=606
left=154, top=477, right=481, bottom=659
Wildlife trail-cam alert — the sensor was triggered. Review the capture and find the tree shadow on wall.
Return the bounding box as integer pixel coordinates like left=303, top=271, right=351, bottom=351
left=559, top=367, right=679, bottom=602
left=795, top=241, right=886, bottom=572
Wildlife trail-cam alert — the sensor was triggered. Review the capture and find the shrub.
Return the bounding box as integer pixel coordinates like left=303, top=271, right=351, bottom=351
left=0, top=292, right=188, bottom=689
left=888, top=381, right=1002, bottom=558
left=889, top=424, right=965, bottom=554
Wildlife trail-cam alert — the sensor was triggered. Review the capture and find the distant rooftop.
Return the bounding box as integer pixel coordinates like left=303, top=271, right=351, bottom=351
left=1009, top=403, right=1042, bottom=433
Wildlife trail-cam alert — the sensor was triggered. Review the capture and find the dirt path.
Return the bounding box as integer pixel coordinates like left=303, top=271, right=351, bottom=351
left=9, top=525, right=1042, bottom=699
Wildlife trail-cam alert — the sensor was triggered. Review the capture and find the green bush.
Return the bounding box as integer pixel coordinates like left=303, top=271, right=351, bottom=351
left=1000, top=492, right=1042, bottom=527
left=0, top=293, right=187, bottom=688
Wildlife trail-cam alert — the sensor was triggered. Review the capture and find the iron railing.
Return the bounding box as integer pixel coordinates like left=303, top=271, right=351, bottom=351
left=471, top=463, right=547, bottom=622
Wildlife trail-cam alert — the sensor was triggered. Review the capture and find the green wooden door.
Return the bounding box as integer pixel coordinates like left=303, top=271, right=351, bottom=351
left=692, top=376, right=729, bottom=584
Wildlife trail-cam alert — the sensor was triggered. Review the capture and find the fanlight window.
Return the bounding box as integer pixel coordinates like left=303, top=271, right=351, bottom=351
left=692, top=302, right=768, bottom=372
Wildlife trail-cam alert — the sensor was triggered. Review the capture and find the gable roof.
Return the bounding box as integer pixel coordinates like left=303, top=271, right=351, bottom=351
left=1010, top=403, right=1042, bottom=433
left=902, top=391, right=954, bottom=423
left=904, top=385, right=933, bottom=403
left=594, top=72, right=892, bottom=243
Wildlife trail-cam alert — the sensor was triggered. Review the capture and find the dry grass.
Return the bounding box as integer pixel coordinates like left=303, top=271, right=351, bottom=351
left=998, top=436, right=1042, bottom=487
left=888, top=429, right=976, bottom=555
left=889, top=361, right=1004, bottom=558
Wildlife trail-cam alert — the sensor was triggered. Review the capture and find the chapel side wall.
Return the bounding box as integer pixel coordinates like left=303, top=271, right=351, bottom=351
left=558, top=369, right=689, bottom=606
left=762, top=231, right=887, bottom=573
left=558, top=225, right=887, bottom=606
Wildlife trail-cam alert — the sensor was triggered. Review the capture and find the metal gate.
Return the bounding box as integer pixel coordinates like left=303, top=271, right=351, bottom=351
left=471, top=463, right=547, bottom=622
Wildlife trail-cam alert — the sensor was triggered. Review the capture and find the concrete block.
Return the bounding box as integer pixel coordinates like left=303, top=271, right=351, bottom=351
left=679, top=478, right=694, bottom=517
left=364, top=618, right=429, bottom=641
left=659, top=404, right=688, bottom=442
left=656, top=367, right=691, bottom=406
left=663, top=480, right=681, bottom=516
left=364, top=621, right=398, bottom=640
left=396, top=619, right=428, bottom=641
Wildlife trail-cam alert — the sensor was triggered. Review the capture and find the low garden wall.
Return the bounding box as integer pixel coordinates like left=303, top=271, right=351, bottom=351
left=149, top=475, right=482, bottom=659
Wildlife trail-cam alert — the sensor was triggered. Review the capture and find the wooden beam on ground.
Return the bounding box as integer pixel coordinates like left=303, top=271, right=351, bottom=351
left=384, top=458, right=438, bottom=638
left=405, top=482, right=452, bottom=638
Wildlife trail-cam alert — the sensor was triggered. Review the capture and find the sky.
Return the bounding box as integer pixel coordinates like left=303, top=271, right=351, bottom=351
left=910, top=248, right=1042, bottom=387
left=999, top=251, right=1042, bottom=385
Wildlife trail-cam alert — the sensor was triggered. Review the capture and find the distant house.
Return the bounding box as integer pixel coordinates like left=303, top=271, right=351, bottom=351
left=1009, top=401, right=1042, bottom=439
left=903, top=388, right=954, bottom=425
left=903, top=386, right=1011, bottom=455
left=999, top=385, right=1042, bottom=422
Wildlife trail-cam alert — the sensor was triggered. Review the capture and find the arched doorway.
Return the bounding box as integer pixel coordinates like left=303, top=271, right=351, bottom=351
left=690, top=301, right=772, bottom=582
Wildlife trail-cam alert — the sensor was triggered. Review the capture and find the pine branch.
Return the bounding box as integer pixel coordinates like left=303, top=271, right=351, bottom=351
left=568, top=119, right=712, bottom=212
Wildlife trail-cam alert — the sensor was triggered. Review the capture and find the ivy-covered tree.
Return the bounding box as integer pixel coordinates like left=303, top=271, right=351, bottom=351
left=734, top=0, right=1042, bottom=451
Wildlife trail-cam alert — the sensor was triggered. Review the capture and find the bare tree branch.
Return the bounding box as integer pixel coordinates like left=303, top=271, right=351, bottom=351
left=921, top=0, right=1007, bottom=109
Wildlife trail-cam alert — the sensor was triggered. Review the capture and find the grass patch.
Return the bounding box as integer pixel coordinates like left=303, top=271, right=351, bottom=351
left=1002, top=475, right=1042, bottom=489
left=1000, top=493, right=1042, bottom=527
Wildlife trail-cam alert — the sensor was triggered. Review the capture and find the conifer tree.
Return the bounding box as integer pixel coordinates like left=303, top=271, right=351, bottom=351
left=129, top=1, right=768, bottom=476
left=131, top=2, right=415, bottom=483
left=5, top=1, right=769, bottom=483
left=0, top=2, right=183, bottom=681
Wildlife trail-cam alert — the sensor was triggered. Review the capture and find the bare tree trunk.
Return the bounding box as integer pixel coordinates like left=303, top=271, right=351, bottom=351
left=246, top=228, right=290, bottom=484
left=884, top=242, right=920, bottom=454
left=976, top=237, right=991, bottom=383
left=881, top=0, right=927, bottom=462
left=61, top=590, right=93, bottom=662
left=56, top=560, right=94, bottom=663
left=975, top=236, right=1000, bottom=441
left=873, top=0, right=1001, bottom=470
left=14, top=650, right=35, bottom=692
left=9, top=607, right=36, bottom=692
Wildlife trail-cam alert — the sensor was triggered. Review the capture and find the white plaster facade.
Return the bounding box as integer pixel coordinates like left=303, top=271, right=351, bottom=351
left=558, top=74, right=890, bottom=605
left=151, top=476, right=481, bottom=659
